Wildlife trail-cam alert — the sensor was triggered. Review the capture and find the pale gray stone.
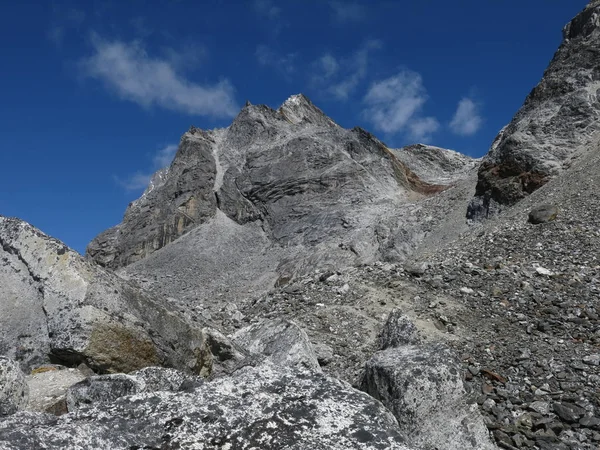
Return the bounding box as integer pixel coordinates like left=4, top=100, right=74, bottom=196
left=362, top=345, right=496, bottom=450
left=0, top=357, right=28, bottom=416
left=233, top=319, right=321, bottom=371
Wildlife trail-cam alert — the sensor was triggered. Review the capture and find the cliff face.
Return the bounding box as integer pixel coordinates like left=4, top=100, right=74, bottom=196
left=87, top=94, right=461, bottom=271
left=468, top=0, right=600, bottom=219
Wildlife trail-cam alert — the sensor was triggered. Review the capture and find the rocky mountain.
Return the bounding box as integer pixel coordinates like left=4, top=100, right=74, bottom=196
left=85, top=94, right=476, bottom=316
left=2, top=2, right=600, bottom=449
left=468, top=0, right=600, bottom=220
left=88, top=94, right=458, bottom=273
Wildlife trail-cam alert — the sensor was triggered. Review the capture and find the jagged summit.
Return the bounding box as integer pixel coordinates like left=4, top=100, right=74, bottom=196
left=277, top=93, right=332, bottom=124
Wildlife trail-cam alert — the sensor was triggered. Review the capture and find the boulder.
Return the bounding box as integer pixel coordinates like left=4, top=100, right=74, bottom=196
left=0, top=216, right=242, bottom=376
left=66, top=373, right=144, bottom=412
left=361, top=344, right=496, bottom=450
left=378, top=309, right=421, bottom=350
left=67, top=367, right=204, bottom=412
left=26, top=366, right=86, bottom=415
left=233, top=318, right=321, bottom=371
left=528, top=204, right=559, bottom=224
left=0, top=363, right=413, bottom=450
left=0, top=357, right=28, bottom=416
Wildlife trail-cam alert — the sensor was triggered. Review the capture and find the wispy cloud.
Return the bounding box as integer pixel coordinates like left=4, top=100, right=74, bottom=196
left=47, top=7, right=85, bottom=47
left=317, top=54, right=339, bottom=79
left=47, top=26, right=66, bottom=47
left=450, top=98, right=482, bottom=136
left=256, top=45, right=297, bottom=77
left=80, top=35, right=238, bottom=118
left=152, top=144, right=178, bottom=167
left=312, top=39, right=381, bottom=100
left=116, top=172, right=154, bottom=191
left=116, top=144, right=178, bottom=191
left=408, top=117, right=440, bottom=142
left=362, top=70, right=439, bottom=142
left=161, top=42, right=208, bottom=71
left=329, top=1, right=366, bottom=23
left=130, top=16, right=153, bottom=38
left=253, top=0, right=281, bottom=19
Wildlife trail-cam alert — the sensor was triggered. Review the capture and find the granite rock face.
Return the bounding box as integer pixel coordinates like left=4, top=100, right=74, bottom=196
left=468, top=1, right=600, bottom=219
left=0, top=216, right=241, bottom=376
left=362, top=344, right=495, bottom=450
left=0, top=357, right=28, bottom=416
left=0, top=363, right=412, bottom=450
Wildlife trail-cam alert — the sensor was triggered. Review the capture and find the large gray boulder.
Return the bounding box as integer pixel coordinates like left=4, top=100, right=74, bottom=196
left=362, top=344, right=496, bottom=450
left=0, top=216, right=242, bottom=376
left=0, top=363, right=413, bottom=450
left=0, top=357, right=28, bottom=416
left=233, top=318, right=321, bottom=371
left=468, top=1, right=600, bottom=219
left=66, top=367, right=203, bottom=412
left=26, top=366, right=87, bottom=415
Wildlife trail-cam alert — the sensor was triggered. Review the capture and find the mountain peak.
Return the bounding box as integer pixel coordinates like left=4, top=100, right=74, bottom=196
left=281, top=93, right=310, bottom=108
left=278, top=93, right=336, bottom=126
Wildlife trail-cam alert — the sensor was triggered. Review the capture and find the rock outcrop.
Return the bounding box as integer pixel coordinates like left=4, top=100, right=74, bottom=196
left=468, top=1, right=600, bottom=219
left=0, top=216, right=242, bottom=375
left=0, top=363, right=412, bottom=450
left=0, top=357, right=28, bottom=416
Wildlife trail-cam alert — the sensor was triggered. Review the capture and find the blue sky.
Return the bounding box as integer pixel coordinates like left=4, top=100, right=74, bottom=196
left=0, top=0, right=588, bottom=254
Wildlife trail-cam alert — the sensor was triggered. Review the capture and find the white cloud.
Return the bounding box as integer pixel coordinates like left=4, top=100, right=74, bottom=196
left=317, top=54, right=339, bottom=79
left=116, top=172, right=153, bottom=191
left=152, top=144, right=178, bottom=167
left=130, top=16, right=153, bottom=38
left=408, top=117, right=440, bottom=142
left=329, top=1, right=366, bottom=22
left=117, top=144, right=178, bottom=191
left=363, top=70, right=439, bottom=142
left=253, top=0, right=281, bottom=19
left=47, top=26, right=65, bottom=46
left=313, top=39, right=381, bottom=100
left=161, top=42, right=208, bottom=71
left=450, top=98, right=482, bottom=136
left=47, top=7, right=85, bottom=47
left=80, top=36, right=238, bottom=118
left=256, top=45, right=296, bottom=76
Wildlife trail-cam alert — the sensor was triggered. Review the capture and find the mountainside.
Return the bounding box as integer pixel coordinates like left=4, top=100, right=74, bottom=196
left=468, top=0, right=600, bottom=219
left=3, top=2, right=600, bottom=449
left=86, top=94, right=476, bottom=310
left=88, top=94, right=461, bottom=272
